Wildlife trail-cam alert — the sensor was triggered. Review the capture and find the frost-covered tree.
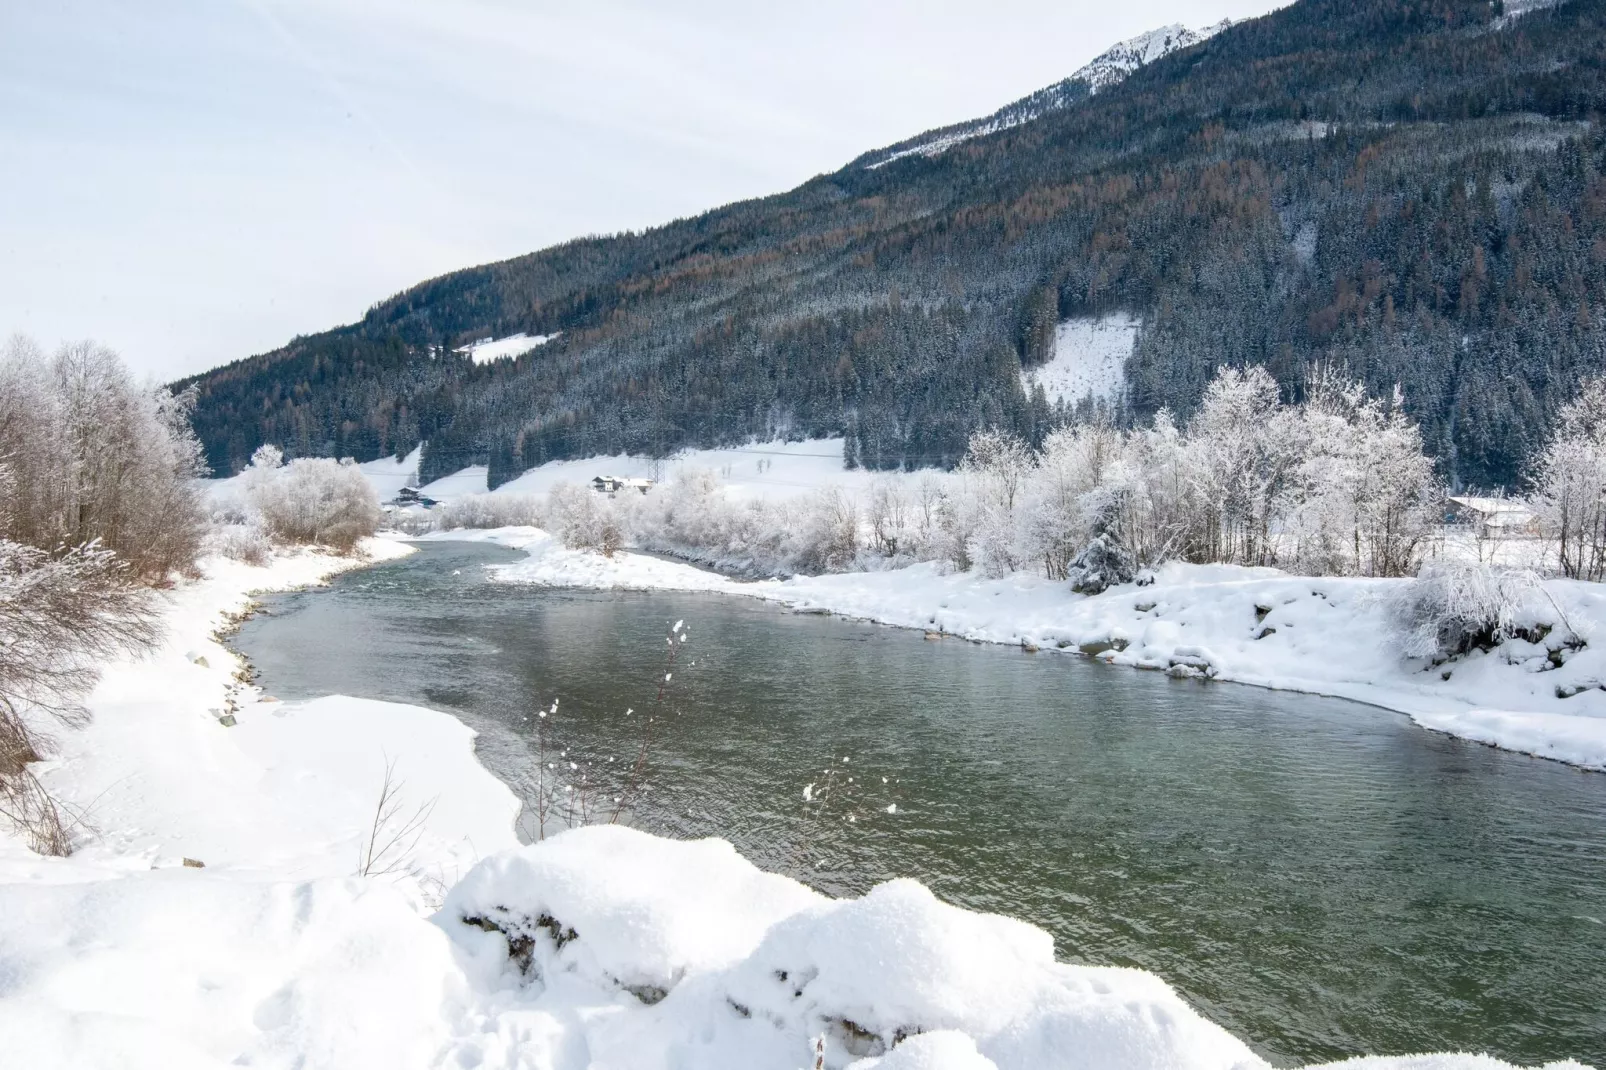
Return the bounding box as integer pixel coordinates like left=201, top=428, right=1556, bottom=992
left=0, top=336, right=207, bottom=580
left=960, top=430, right=1033, bottom=577
left=1534, top=377, right=1606, bottom=581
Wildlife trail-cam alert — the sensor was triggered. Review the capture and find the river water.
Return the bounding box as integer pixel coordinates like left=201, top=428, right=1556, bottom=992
left=233, top=541, right=1606, bottom=1067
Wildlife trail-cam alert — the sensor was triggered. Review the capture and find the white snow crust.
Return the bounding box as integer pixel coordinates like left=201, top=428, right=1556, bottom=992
left=1023, top=314, right=1138, bottom=407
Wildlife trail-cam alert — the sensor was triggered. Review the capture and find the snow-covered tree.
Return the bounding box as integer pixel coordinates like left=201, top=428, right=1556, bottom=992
left=0, top=336, right=207, bottom=580
left=960, top=430, right=1033, bottom=576
left=1534, top=377, right=1606, bottom=581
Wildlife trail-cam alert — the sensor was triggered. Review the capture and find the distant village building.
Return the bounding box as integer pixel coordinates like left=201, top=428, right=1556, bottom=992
left=591, top=475, right=655, bottom=496
left=394, top=486, right=438, bottom=508
left=1447, top=496, right=1538, bottom=539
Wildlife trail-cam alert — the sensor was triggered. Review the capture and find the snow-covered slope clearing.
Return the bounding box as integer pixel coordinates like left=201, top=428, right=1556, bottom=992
left=457, top=332, right=559, bottom=365
left=1023, top=314, right=1138, bottom=407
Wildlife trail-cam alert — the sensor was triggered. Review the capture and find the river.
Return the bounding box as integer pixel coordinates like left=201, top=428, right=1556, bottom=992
left=233, top=541, right=1606, bottom=1067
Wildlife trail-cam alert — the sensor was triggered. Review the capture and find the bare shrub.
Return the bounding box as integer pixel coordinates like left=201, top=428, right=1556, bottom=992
left=791, top=487, right=859, bottom=574
left=0, top=538, right=160, bottom=854
left=244, top=446, right=381, bottom=552
left=356, top=755, right=437, bottom=878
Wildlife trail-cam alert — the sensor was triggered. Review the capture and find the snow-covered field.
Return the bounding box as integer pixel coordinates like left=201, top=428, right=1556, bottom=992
left=457, top=332, right=559, bottom=365
left=490, top=437, right=900, bottom=503
left=1022, top=314, right=1138, bottom=407
left=455, top=529, right=1606, bottom=773
left=1, top=540, right=1595, bottom=1068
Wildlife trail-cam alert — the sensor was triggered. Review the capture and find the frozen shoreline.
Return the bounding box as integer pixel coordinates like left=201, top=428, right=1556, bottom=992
left=433, top=527, right=1606, bottom=773
left=0, top=538, right=1595, bottom=1069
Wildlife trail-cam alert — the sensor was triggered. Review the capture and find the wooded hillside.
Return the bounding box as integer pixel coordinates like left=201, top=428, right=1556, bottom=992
left=180, top=0, right=1606, bottom=491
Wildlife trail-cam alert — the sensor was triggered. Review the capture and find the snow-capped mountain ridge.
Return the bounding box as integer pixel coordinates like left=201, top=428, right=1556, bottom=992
left=864, top=20, right=1231, bottom=170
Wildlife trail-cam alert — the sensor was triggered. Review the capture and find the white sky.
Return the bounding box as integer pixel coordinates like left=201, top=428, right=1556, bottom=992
left=0, top=0, right=1285, bottom=380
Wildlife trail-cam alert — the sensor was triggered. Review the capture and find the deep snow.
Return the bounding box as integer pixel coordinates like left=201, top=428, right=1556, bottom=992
left=0, top=539, right=1595, bottom=1069
left=453, top=528, right=1606, bottom=773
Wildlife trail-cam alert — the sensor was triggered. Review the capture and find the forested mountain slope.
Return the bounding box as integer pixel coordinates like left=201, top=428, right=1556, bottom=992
left=180, top=0, right=1606, bottom=490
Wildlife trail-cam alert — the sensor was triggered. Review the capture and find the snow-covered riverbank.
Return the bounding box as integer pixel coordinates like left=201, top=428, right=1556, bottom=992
left=0, top=539, right=1594, bottom=1069
left=437, top=527, right=1606, bottom=773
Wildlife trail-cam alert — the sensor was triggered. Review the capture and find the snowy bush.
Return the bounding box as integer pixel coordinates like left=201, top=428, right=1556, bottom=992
left=202, top=522, right=272, bottom=566
left=549, top=482, right=623, bottom=556
left=1391, top=562, right=1547, bottom=660
left=243, top=446, right=382, bottom=552
left=435, top=493, right=545, bottom=532
left=791, top=487, right=860, bottom=574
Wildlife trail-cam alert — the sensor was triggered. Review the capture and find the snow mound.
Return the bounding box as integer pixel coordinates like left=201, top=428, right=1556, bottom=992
left=442, top=826, right=821, bottom=999
left=1023, top=314, right=1139, bottom=407
left=442, top=827, right=1263, bottom=1070
left=850, top=1031, right=999, bottom=1070
left=457, top=332, right=559, bottom=365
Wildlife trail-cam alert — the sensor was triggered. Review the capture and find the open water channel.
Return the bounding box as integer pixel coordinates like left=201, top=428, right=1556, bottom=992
left=233, top=541, right=1606, bottom=1067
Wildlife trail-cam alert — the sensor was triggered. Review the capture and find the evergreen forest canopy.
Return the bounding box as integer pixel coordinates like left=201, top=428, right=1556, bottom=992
left=179, top=0, right=1606, bottom=492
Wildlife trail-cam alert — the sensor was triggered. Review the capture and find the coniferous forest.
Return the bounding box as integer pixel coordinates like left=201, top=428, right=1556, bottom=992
left=179, top=0, right=1606, bottom=492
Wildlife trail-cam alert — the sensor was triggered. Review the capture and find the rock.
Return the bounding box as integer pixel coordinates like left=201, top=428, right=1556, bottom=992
left=1254, top=604, right=1274, bottom=622
left=924, top=631, right=942, bottom=641
left=1020, top=640, right=1040, bottom=653
left=218, top=713, right=237, bottom=727
left=182, top=857, right=205, bottom=868
left=1078, top=638, right=1129, bottom=656
left=1253, top=626, right=1277, bottom=640
left=1134, top=600, right=1157, bottom=613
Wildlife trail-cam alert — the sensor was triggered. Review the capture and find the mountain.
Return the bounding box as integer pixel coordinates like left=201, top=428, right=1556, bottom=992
left=858, top=21, right=1231, bottom=171
left=180, top=0, right=1606, bottom=491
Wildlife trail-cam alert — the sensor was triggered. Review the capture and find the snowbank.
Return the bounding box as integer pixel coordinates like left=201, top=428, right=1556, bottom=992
left=0, top=537, right=520, bottom=882
left=440, top=826, right=1269, bottom=1070
left=473, top=533, right=1606, bottom=772
left=8, top=822, right=1588, bottom=1070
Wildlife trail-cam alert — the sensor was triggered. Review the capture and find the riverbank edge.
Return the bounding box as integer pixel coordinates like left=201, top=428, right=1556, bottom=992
left=422, top=527, right=1606, bottom=774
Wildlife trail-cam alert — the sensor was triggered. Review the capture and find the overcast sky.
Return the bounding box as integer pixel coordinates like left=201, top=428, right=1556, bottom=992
left=0, top=0, right=1285, bottom=380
